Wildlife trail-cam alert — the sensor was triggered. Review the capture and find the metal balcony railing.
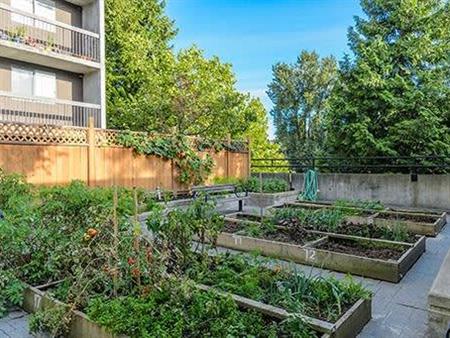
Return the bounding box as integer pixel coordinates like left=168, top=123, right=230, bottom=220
left=0, top=92, right=101, bottom=127
left=0, top=4, right=100, bottom=63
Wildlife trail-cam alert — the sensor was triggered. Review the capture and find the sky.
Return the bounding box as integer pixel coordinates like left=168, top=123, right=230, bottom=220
left=166, top=0, right=363, bottom=138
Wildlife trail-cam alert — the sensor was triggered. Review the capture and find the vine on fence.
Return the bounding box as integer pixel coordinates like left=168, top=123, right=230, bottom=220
left=116, top=131, right=246, bottom=185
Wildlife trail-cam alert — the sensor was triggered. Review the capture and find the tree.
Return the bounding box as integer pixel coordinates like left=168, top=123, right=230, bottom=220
left=326, top=0, right=450, bottom=159
left=105, top=0, right=177, bottom=131
left=163, top=47, right=257, bottom=138
left=242, top=100, right=287, bottom=173
left=105, top=0, right=280, bottom=166
left=267, top=51, right=337, bottom=159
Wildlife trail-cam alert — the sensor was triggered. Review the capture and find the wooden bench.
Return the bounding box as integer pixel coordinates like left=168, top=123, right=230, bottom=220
left=192, top=184, right=248, bottom=212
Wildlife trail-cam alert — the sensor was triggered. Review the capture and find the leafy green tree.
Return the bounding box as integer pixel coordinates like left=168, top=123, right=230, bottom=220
left=105, top=0, right=281, bottom=165
left=163, top=47, right=257, bottom=138
left=268, top=51, right=337, bottom=159
left=105, top=0, right=177, bottom=131
left=105, top=1, right=262, bottom=141
left=326, top=0, right=450, bottom=159
left=242, top=100, right=287, bottom=173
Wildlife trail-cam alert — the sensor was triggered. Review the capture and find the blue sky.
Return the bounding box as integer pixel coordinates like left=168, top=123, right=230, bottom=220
left=166, top=0, right=363, bottom=138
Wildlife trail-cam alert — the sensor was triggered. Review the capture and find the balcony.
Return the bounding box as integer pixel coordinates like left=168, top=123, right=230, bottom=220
left=0, top=3, right=100, bottom=74
left=0, top=92, right=101, bottom=127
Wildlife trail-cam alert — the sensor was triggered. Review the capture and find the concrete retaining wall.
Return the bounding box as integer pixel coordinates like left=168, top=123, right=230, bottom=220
left=428, top=248, right=450, bottom=337
left=253, top=173, right=450, bottom=210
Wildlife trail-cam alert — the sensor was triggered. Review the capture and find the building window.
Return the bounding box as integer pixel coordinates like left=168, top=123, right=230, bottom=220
left=12, top=66, right=56, bottom=99
left=11, top=0, right=56, bottom=32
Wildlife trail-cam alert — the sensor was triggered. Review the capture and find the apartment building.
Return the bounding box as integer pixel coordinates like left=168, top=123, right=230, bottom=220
left=0, top=0, right=105, bottom=127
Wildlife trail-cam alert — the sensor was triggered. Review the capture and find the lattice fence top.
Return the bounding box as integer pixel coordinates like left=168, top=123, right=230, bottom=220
left=0, top=122, right=249, bottom=152
left=0, top=122, right=88, bottom=145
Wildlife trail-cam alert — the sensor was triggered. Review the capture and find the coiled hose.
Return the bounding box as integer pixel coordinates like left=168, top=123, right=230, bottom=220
left=299, top=169, right=318, bottom=201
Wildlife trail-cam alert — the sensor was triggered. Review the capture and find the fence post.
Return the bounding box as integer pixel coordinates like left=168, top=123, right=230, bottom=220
left=87, top=116, right=95, bottom=186
left=247, top=137, right=251, bottom=178
left=226, top=134, right=231, bottom=178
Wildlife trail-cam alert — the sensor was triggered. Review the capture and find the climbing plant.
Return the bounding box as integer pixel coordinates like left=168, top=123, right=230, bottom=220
left=117, top=131, right=245, bottom=185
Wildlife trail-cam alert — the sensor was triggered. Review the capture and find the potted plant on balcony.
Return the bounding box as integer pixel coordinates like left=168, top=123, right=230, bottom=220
left=25, top=36, right=37, bottom=47
left=8, top=27, right=26, bottom=43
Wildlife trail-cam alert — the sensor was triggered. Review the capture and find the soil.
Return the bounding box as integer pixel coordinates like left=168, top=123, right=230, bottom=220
left=222, top=220, right=320, bottom=245
left=223, top=220, right=244, bottom=233
left=261, top=227, right=319, bottom=245
left=377, top=212, right=438, bottom=223
left=315, top=237, right=407, bottom=260
left=275, top=217, right=417, bottom=243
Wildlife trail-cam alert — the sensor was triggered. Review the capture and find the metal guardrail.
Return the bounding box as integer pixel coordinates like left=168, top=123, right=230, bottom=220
left=252, top=156, right=450, bottom=174
left=0, top=4, right=100, bottom=62
left=0, top=92, right=101, bottom=127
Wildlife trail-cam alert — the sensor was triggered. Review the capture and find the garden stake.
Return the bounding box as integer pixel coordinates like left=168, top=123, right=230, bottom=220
left=133, top=188, right=142, bottom=288
left=259, top=173, right=264, bottom=219
left=112, top=187, right=119, bottom=297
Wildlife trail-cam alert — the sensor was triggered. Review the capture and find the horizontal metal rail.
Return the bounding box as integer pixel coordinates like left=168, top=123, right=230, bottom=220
left=0, top=92, right=101, bottom=127
left=0, top=4, right=100, bottom=62
left=252, top=156, right=450, bottom=174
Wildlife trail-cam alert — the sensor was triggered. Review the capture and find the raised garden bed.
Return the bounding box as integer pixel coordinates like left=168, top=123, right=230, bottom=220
left=225, top=211, right=419, bottom=243
left=277, top=202, right=447, bottom=236
left=186, top=253, right=371, bottom=338
left=23, top=282, right=319, bottom=338
left=217, top=216, right=425, bottom=282
left=197, top=284, right=371, bottom=338
left=373, top=211, right=446, bottom=237
left=22, top=283, right=126, bottom=338
left=278, top=202, right=377, bottom=224
left=22, top=278, right=370, bottom=338
left=245, top=190, right=300, bottom=208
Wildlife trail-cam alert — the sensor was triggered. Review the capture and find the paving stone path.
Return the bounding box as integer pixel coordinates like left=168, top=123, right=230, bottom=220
left=1, top=213, right=448, bottom=338
left=0, top=309, right=32, bottom=338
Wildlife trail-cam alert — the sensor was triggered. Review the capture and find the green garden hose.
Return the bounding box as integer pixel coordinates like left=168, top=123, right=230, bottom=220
left=299, top=169, right=318, bottom=201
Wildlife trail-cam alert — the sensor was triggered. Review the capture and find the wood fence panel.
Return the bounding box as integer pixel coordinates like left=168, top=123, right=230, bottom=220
left=0, top=123, right=249, bottom=189
left=228, top=152, right=249, bottom=178
left=0, top=144, right=88, bottom=185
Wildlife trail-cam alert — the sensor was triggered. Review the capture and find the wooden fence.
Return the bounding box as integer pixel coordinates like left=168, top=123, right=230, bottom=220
left=0, top=121, right=250, bottom=190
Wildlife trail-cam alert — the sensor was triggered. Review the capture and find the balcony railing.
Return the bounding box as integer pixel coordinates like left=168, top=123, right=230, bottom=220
left=0, top=4, right=100, bottom=63
left=0, top=92, right=101, bottom=127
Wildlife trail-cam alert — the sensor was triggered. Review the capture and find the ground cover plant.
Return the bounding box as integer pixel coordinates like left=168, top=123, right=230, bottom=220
left=1, top=170, right=351, bottom=337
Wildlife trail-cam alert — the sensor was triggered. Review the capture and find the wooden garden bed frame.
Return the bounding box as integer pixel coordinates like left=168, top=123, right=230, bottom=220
left=197, top=284, right=371, bottom=338
left=275, top=202, right=447, bottom=236
left=22, top=282, right=127, bottom=338
left=278, top=202, right=376, bottom=224
left=21, top=280, right=370, bottom=338
left=220, top=215, right=426, bottom=283
left=372, top=211, right=446, bottom=237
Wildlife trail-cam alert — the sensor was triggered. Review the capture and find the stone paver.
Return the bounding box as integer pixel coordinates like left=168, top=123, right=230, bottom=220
left=0, top=309, right=32, bottom=338
left=2, top=212, right=448, bottom=338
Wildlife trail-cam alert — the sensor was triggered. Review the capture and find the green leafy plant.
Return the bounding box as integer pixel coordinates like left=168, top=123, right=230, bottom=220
left=381, top=223, right=409, bottom=242
left=0, top=170, right=368, bottom=337
left=272, top=208, right=345, bottom=233
left=29, top=305, right=71, bottom=338
left=147, top=198, right=224, bottom=271
left=0, top=271, right=25, bottom=317
left=334, top=199, right=384, bottom=212
left=187, top=254, right=371, bottom=323
left=238, top=177, right=289, bottom=193
left=117, top=131, right=215, bottom=185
